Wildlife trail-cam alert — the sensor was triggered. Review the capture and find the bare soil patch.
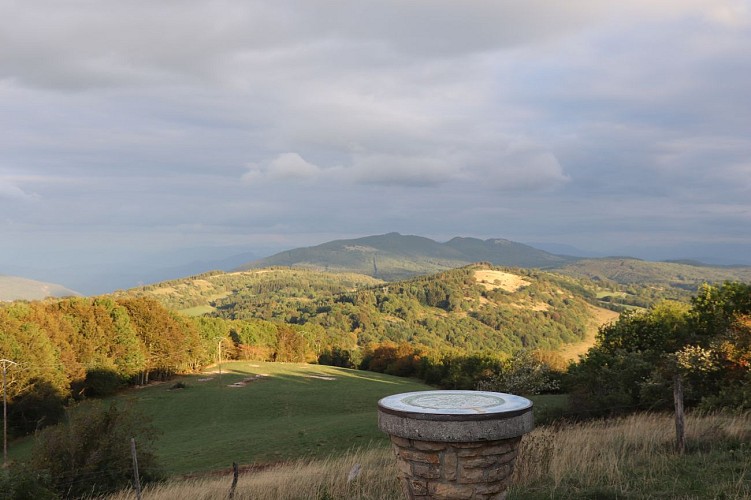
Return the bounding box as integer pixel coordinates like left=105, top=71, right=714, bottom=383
left=228, top=374, right=269, bottom=388
left=474, top=270, right=530, bottom=292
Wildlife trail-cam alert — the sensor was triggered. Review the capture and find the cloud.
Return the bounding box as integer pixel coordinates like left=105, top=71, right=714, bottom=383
left=350, top=154, right=458, bottom=187
left=461, top=142, right=570, bottom=191
left=2, top=0, right=751, bottom=286
left=0, top=177, right=37, bottom=201
left=243, top=153, right=323, bottom=183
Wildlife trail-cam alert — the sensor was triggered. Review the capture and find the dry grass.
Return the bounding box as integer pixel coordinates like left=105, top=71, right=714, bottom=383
left=107, top=447, right=403, bottom=500
left=557, top=304, right=620, bottom=362
left=108, top=413, right=751, bottom=500
left=511, top=412, right=751, bottom=498
left=473, top=270, right=530, bottom=293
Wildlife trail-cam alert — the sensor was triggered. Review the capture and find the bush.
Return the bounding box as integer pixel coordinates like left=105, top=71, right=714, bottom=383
left=476, top=350, right=560, bottom=396
left=30, top=402, right=163, bottom=498
left=7, top=380, right=66, bottom=436
left=83, top=368, right=122, bottom=397
left=0, top=466, right=57, bottom=500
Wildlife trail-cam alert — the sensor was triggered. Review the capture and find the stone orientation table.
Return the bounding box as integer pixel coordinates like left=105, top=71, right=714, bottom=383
left=378, top=390, right=534, bottom=500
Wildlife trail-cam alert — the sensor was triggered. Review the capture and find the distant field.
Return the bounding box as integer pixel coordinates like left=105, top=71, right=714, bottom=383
left=178, top=305, right=216, bottom=316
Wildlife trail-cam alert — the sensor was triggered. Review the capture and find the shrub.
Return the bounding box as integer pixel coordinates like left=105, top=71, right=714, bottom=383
left=30, top=402, right=163, bottom=498
left=0, top=466, right=57, bottom=500
left=82, top=368, right=122, bottom=397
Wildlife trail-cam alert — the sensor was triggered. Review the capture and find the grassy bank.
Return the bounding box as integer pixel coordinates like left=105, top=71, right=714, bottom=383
left=106, top=412, right=751, bottom=499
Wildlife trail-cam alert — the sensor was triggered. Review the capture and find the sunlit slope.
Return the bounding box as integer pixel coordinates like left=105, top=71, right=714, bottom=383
left=123, top=264, right=615, bottom=355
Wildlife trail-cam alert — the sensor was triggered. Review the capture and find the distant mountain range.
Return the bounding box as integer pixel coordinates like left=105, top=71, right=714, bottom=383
left=236, top=232, right=751, bottom=296
left=4, top=233, right=751, bottom=301
left=0, top=275, right=80, bottom=302
left=236, top=232, right=573, bottom=280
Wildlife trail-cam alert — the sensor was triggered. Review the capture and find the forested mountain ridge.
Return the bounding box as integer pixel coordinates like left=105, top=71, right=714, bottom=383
left=235, top=232, right=572, bottom=280
left=233, top=233, right=751, bottom=300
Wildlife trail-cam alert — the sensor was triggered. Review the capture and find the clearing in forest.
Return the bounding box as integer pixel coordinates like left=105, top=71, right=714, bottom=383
left=474, top=270, right=530, bottom=292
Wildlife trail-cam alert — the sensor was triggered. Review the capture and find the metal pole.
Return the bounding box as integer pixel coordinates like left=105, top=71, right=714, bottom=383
left=1, top=359, right=18, bottom=468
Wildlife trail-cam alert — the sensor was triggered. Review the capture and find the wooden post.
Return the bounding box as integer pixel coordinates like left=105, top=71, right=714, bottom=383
left=673, top=373, right=686, bottom=454
left=131, top=438, right=142, bottom=500
left=228, top=462, right=239, bottom=499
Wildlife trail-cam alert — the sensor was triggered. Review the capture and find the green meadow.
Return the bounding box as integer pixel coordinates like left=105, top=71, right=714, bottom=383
left=8, top=362, right=428, bottom=475
left=125, top=362, right=433, bottom=474
left=9, top=361, right=566, bottom=478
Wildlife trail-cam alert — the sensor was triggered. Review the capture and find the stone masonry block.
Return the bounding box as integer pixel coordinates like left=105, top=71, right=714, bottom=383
left=390, top=435, right=412, bottom=448
left=457, top=465, right=486, bottom=484
left=398, top=448, right=440, bottom=465
left=412, top=440, right=448, bottom=451
left=459, top=454, right=499, bottom=469
left=430, top=482, right=475, bottom=500
left=408, top=478, right=429, bottom=496
left=442, top=450, right=458, bottom=481
left=412, top=461, right=442, bottom=480
left=451, top=441, right=486, bottom=449
left=395, top=457, right=413, bottom=476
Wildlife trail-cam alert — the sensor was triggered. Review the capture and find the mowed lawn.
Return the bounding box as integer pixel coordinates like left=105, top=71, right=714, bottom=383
left=120, top=362, right=431, bottom=475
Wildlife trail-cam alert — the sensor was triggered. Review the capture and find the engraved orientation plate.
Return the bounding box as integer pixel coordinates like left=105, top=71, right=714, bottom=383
left=379, top=390, right=532, bottom=416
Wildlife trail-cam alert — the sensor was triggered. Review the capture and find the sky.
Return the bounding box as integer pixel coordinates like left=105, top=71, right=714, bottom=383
left=2, top=1, right=751, bottom=293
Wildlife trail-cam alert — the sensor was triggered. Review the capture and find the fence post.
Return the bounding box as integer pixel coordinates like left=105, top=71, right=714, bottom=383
left=673, top=374, right=686, bottom=454
left=228, top=462, right=239, bottom=499
left=131, top=438, right=142, bottom=500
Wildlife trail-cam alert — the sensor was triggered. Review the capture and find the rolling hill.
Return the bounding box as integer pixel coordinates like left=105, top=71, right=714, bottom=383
left=0, top=275, right=80, bottom=302
left=122, top=263, right=617, bottom=356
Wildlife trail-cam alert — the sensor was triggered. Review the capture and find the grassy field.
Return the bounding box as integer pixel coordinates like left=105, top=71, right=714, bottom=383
left=120, top=362, right=434, bottom=475
left=9, top=362, right=431, bottom=475
left=107, top=412, right=751, bottom=500
left=8, top=361, right=567, bottom=478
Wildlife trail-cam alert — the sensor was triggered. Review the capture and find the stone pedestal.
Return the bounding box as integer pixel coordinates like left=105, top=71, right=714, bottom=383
left=378, top=390, right=533, bottom=500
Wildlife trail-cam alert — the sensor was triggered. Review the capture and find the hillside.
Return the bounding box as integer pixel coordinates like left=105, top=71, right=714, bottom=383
left=233, top=233, right=751, bottom=303
left=236, top=233, right=572, bottom=280
left=122, top=264, right=616, bottom=356
left=558, top=257, right=751, bottom=287
left=0, top=275, right=80, bottom=302
left=555, top=257, right=751, bottom=308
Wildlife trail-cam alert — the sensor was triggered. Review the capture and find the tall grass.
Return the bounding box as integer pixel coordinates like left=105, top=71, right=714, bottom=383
left=511, top=412, right=751, bottom=499
left=107, top=447, right=402, bottom=500
left=108, top=412, right=751, bottom=500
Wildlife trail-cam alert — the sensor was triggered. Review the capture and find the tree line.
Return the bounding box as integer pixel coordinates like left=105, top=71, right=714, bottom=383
left=567, top=282, right=751, bottom=415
